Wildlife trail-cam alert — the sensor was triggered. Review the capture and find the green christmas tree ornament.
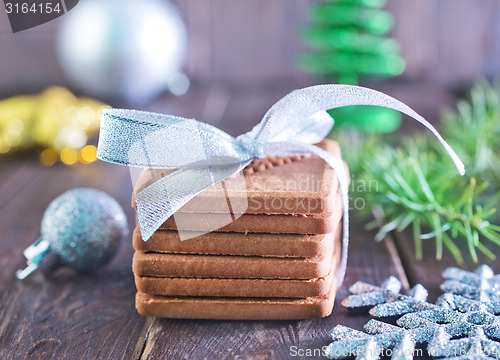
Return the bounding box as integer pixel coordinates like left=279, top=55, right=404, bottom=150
left=297, top=0, right=405, bottom=133
left=328, top=106, right=402, bottom=133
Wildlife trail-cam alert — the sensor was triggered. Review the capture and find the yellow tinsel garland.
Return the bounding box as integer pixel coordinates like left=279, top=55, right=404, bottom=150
left=0, top=86, right=108, bottom=166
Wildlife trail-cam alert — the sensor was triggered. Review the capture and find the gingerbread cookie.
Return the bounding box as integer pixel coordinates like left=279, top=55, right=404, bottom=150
left=132, top=139, right=345, bottom=216
left=132, top=226, right=336, bottom=258
left=135, top=282, right=336, bottom=320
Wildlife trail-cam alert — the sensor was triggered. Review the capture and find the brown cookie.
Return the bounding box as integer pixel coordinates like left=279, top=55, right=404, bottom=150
left=134, top=239, right=339, bottom=298
left=134, top=270, right=334, bottom=298
left=133, top=243, right=334, bottom=280
left=157, top=193, right=342, bottom=234
left=135, top=281, right=337, bottom=320
left=132, top=139, right=344, bottom=216
left=242, top=154, right=312, bottom=175
left=132, top=225, right=337, bottom=258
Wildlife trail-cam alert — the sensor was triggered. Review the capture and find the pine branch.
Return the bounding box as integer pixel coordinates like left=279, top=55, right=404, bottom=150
left=438, top=79, right=500, bottom=186
left=361, top=142, right=500, bottom=263
left=333, top=79, right=500, bottom=263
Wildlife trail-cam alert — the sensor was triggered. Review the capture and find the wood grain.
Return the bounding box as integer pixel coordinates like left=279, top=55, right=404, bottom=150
left=0, top=92, right=407, bottom=359
left=0, top=161, right=144, bottom=360
left=0, top=83, right=481, bottom=359
left=1, top=0, right=500, bottom=96
left=391, top=229, right=500, bottom=302
left=135, top=220, right=406, bottom=360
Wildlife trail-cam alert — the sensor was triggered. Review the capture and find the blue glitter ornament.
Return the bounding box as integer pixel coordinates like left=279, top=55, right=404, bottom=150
left=16, top=188, right=128, bottom=279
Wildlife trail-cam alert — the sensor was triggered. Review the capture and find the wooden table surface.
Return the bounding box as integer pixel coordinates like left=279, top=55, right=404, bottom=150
left=0, top=84, right=497, bottom=360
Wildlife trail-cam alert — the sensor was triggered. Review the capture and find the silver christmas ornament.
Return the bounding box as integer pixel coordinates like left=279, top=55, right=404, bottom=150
left=17, top=188, right=128, bottom=279
left=328, top=265, right=500, bottom=359
left=56, top=0, right=189, bottom=104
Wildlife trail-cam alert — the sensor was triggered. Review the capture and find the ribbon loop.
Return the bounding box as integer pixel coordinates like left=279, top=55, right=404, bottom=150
left=97, top=84, right=465, bottom=289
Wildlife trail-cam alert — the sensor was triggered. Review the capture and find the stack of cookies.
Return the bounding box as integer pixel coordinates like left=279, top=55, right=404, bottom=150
left=131, top=139, right=346, bottom=320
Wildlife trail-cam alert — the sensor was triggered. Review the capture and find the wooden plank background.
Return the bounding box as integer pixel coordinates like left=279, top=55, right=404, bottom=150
left=1, top=2, right=500, bottom=358
left=0, top=0, right=499, bottom=97
left=0, top=85, right=498, bottom=359
left=0, top=87, right=410, bottom=360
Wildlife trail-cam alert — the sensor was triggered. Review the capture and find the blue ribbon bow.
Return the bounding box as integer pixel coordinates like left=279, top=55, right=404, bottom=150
left=97, top=84, right=465, bottom=287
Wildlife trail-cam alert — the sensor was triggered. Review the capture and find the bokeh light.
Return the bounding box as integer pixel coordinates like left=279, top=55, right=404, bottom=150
left=60, top=147, right=79, bottom=165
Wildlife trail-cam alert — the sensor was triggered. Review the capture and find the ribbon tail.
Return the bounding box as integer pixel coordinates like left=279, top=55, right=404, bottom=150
left=253, top=85, right=465, bottom=176
left=280, top=142, right=350, bottom=289
left=309, top=148, right=350, bottom=290
left=136, top=159, right=246, bottom=240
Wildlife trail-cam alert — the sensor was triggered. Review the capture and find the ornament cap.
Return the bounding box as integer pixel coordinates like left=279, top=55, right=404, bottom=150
left=16, top=238, right=58, bottom=280
left=15, top=262, right=38, bottom=280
